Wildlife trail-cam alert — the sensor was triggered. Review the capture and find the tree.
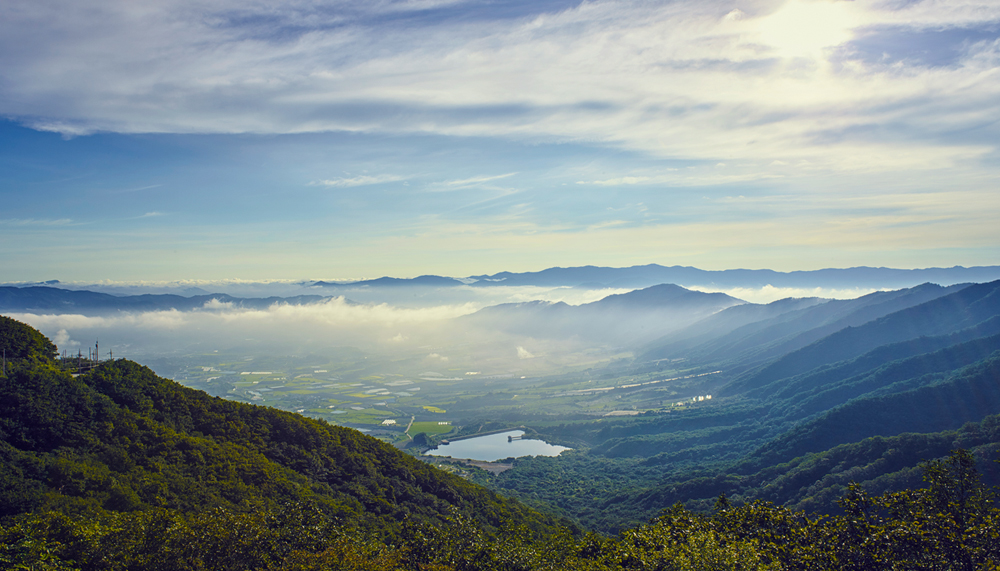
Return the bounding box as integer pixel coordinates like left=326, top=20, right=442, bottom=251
left=0, top=316, right=58, bottom=366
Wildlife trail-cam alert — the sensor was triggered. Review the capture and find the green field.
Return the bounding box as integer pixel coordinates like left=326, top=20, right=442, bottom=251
left=409, top=421, right=455, bottom=435
left=148, top=348, right=707, bottom=439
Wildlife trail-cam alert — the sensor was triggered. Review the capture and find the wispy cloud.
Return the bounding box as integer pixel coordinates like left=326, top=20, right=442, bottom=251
left=573, top=168, right=788, bottom=188
left=310, top=174, right=406, bottom=187
left=379, top=0, right=469, bottom=13
left=111, top=184, right=163, bottom=194
left=587, top=220, right=629, bottom=231
left=0, top=218, right=75, bottom=226
left=443, top=172, right=518, bottom=188
left=2, top=0, right=996, bottom=175
left=577, top=176, right=652, bottom=186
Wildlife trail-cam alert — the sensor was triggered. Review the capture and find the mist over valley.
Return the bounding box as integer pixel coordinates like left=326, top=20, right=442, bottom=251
left=5, top=263, right=1000, bottom=536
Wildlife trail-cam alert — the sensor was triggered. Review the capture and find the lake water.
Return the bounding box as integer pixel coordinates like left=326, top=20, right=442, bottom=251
left=426, top=430, right=570, bottom=462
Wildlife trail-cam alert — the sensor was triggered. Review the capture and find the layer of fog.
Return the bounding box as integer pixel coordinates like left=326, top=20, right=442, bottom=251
left=9, top=296, right=627, bottom=378
left=12, top=297, right=477, bottom=355
left=3, top=279, right=634, bottom=308
left=685, top=285, right=878, bottom=304
left=6, top=284, right=883, bottom=379
left=3, top=277, right=879, bottom=307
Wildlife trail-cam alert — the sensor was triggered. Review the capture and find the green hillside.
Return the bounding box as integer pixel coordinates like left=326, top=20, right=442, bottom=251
left=0, top=316, right=570, bottom=569
left=3, top=311, right=1000, bottom=570
left=478, top=282, right=1000, bottom=533
left=0, top=326, right=549, bottom=534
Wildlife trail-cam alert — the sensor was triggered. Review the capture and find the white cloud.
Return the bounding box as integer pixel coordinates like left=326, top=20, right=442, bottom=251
left=202, top=298, right=234, bottom=310
left=52, top=329, right=78, bottom=351
left=111, top=184, right=163, bottom=194
left=310, top=174, right=406, bottom=187
left=441, top=172, right=518, bottom=188
left=0, top=1, right=997, bottom=283
left=6, top=297, right=482, bottom=359
left=685, top=284, right=879, bottom=304
left=7, top=291, right=634, bottom=378
left=15, top=297, right=476, bottom=331
left=0, top=0, right=996, bottom=177
left=577, top=176, right=652, bottom=186
left=754, top=0, right=860, bottom=58
left=0, top=218, right=75, bottom=226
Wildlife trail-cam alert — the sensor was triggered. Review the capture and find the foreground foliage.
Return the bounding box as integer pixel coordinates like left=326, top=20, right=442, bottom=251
left=2, top=450, right=998, bottom=570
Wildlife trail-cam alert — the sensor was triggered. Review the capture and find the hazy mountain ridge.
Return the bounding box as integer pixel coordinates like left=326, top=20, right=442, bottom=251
left=751, top=321, right=1000, bottom=406
left=467, top=264, right=1000, bottom=289
left=725, top=280, right=1000, bottom=394
left=484, top=279, right=1000, bottom=530
left=461, top=284, right=744, bottom=345
left=313, top=275, right=466, bottom=288
left=639, top=297, right=829, bottom=361
left=10, top=263, right=1000, bottom=298
left=643, top=283, right=968, bottom=368
left=0, top=286, right=329, bottom=315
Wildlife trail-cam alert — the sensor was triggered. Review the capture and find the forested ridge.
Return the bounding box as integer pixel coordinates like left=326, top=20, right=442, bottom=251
left=3, top=316, right=1000, bottom=570
left=472, top=281, right=1000, bottom=534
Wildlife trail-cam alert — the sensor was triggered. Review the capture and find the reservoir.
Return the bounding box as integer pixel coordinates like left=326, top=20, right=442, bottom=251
left=426, top=430, right=570, bottom=462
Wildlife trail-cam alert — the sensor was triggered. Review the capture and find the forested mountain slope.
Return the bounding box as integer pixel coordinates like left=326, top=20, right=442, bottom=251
left=643, top=283, right=967, bottom=368
left=0, top=316, right=558, bottom=535
left=724, top=279, right=1000, bottom=395
left=491, top=281, right=1000, bottom=532
left=640, top=296, right=826, bottom=361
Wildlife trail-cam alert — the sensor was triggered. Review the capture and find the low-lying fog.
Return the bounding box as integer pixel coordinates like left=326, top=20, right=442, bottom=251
left=6, top=282, right=881, bottom=379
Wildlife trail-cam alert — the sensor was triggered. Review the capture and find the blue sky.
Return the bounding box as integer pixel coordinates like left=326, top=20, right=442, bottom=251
left=2, top=0, right=1000, bottom=282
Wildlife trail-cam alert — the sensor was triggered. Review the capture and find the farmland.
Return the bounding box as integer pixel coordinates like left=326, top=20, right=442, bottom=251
left=139, top=347, right=719, bottom=445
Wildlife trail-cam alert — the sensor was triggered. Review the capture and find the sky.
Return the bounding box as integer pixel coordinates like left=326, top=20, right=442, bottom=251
left=2, top=0, right=1000, bottom=282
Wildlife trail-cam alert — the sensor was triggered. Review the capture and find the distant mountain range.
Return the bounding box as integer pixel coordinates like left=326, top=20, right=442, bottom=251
left=8, top=264, right=1000, bottom=296
left=312, top=275, right=466, bottom=288
left=464, top=264, right=1000, bottom=289
left=308, top=264, right=1000, bottom=290
left=0, top=286, right=327, bottom=315
left=7, top=274, right=1000, bottom=354
left=0, top=282, right=746, bottom=347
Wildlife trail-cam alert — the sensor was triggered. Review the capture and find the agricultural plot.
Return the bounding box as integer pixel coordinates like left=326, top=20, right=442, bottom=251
left=409, top=421, right=455, bottom=436
left=145, top=348, right=721, bottom=444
